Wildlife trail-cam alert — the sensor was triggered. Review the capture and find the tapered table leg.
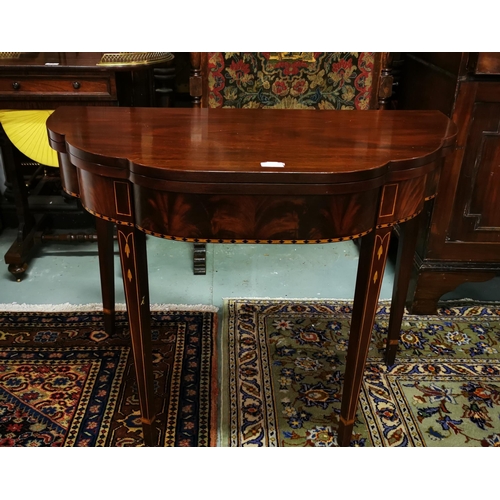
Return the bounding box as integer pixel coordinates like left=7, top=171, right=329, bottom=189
left=95, top=217, right=115, bottom=335
left=117, top=225, right=157, bottom=446
left=385, top=213, right=422, bottom=366
left=337, top=226, right=392, bottom=447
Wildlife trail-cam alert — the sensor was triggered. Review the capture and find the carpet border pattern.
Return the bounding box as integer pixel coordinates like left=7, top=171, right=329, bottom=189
left=221, top=298, right=500, bottom=447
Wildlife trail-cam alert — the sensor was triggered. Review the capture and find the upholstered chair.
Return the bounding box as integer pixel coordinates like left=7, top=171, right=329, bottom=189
left=190, top=52, right=393, bottom=110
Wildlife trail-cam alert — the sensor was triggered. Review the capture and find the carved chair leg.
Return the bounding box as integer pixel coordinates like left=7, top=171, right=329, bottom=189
left=377, top=53, right=394, bottom=110
left=189, top=52, right=203, bottom=107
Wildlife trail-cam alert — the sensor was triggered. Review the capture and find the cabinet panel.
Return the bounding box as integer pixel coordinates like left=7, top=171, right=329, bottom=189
left=408, top=53, right=463, bottom=77
left=398, top=53, right=500, bottom=313
left=475, top=52, right=500, bottom=75
left=449, top=86, right=500, bottom=243
left=398, top=54, right=457, bottom=116
left=470, top=134, right=500, bottom=229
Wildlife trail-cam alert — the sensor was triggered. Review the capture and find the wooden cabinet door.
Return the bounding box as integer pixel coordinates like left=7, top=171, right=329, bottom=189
left=448, top=82, right=500, bottom=250
left=447, top=82, right=500, bottom=251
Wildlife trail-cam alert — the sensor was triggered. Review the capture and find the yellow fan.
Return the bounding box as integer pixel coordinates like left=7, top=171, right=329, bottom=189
left=0, top=109, right=59, bottom=168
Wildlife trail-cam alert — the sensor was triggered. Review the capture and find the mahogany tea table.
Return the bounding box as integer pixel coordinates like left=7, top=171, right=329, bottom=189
left=46, top=107, right=456, bottom=446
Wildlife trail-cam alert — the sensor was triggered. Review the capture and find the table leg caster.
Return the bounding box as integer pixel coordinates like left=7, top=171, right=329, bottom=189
left=8, top=262, right=28, bottom=281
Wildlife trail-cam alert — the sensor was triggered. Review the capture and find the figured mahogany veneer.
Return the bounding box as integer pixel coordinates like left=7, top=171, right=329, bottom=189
left=47, top=107, right=456, bottom=446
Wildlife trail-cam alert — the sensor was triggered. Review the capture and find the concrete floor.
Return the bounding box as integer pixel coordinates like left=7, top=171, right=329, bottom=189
left=0, top=227, right=387, bottom=310
left=0, top=226, right=499, bottom=312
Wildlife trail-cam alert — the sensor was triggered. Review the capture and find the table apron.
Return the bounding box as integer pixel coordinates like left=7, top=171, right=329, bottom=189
left=73, top=167, right=433, bottom=242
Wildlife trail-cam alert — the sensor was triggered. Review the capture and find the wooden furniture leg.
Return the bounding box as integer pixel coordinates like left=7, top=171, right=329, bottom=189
left=189, top=52, right=207, bottom=275
left=337, top=226, right=392, bottom=446
left=116, top=225, right=157, bottom=446
left=385, top=213, right=422, bottom=366
left=1, top=125, right=38, bottom=279
left=407, top=269, right=497, bottom=315
left=193, top=243, right=207, bottom=275
left=95, top=217, right=116, bottom=335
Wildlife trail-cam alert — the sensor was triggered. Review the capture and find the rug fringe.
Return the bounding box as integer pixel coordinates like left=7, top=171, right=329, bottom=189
left=223, top=297, right=377, bottom=302
left=0, top=302, right=219, bottom=313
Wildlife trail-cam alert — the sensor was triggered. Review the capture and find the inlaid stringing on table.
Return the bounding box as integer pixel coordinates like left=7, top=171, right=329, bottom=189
left=47, top=107, right=456, bottom=446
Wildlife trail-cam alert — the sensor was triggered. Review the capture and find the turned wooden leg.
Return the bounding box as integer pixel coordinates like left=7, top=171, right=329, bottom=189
left=385, top=214, right=422, bottom=366
left=1, top=125, right=37, bottom=280
left=95, top=217, right=115, bottom=335
left=193, top=243, right=206, bottom=275
left=338, top=226, right=392, bottom=447
left=117, top=225, right=157, bottom=446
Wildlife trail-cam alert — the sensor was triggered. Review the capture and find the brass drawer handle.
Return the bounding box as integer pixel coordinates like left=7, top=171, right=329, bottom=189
left=12, top=81, right=20, bottom=90
left=72, top=81, right=81, bottom=89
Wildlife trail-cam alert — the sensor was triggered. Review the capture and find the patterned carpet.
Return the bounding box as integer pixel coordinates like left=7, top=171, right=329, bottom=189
left=0, top=309, right=217, bottom=446
left=222, top=299, right=500, bottom=447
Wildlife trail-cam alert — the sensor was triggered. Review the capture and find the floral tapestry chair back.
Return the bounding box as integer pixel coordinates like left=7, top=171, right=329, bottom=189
left=189, top=52, right=393, bottom=110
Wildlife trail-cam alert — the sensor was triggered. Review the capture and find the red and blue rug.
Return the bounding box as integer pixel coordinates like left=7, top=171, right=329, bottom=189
left=0, top=309, right=217, bottom=446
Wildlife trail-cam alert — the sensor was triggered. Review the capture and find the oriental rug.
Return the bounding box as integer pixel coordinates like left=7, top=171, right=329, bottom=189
left=0, top=308, right=217, bottom=447
left=222, top=299, right=500, bottom=447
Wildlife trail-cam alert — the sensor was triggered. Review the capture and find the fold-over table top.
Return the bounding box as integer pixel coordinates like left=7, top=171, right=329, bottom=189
left=47, top=107, right=457, bottom=186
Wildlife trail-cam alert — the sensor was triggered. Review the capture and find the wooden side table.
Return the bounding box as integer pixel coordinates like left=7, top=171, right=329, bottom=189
left=47, top=107, right=456, bottom=446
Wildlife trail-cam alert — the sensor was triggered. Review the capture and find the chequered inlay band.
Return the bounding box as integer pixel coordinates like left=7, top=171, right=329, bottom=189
left=83, top=205, right=422, bottom=243
left=63, top=187, right=80, bottom=199
left=137, top=226, right=372, bottom=244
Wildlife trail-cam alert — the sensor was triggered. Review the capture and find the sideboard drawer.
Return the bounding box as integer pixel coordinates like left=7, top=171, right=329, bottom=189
left=0, top=76, right=115, bottom=99
left=475, top=52, right=500, bottom=75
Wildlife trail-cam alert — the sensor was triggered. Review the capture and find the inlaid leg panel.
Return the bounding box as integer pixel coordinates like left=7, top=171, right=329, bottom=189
left=337, top=226, right=392, bottom=447
left=117, top=226, right=157, bottom=446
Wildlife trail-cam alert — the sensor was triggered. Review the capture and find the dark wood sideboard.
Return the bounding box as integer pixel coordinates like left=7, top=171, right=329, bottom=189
left=398, top=52, right=500, bottom=314
left=0, top=52, right=175, bottom=279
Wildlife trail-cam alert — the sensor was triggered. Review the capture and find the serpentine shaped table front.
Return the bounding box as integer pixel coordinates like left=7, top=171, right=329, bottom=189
left=46, top=107, right=456, bottom=446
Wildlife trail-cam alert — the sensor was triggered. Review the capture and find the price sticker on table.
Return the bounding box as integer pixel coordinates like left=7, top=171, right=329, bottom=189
left=260, top=161, right=285, bottom=168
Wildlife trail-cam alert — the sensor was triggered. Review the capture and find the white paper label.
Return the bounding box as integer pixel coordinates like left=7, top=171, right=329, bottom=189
left=260, top=161, right=285, bottom=168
